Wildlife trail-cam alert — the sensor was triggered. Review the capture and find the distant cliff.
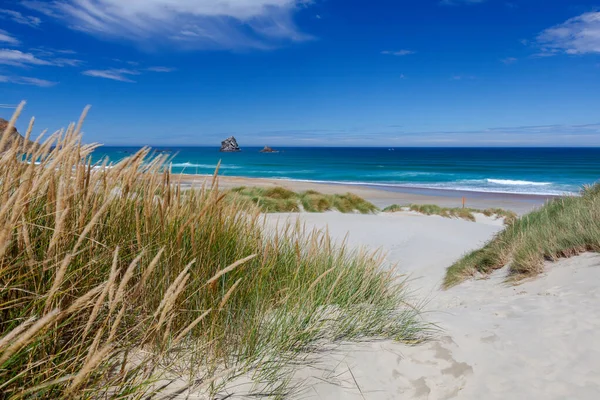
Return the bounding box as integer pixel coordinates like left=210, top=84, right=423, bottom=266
left=220, top=136, right=241, bottom=152
left=0, top=118, right=40, bottom=153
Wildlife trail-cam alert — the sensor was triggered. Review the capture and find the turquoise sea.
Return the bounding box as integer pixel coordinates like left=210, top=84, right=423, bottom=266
left=90, top=147, right=600, bottom=196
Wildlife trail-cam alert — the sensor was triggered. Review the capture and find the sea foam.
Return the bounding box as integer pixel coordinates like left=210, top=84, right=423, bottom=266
left=486, top=179, right=552, bottom=186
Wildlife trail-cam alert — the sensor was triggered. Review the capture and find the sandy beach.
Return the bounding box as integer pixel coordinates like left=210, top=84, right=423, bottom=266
left=259, top=211, right=600, bottom=400
left=5, top=1, right=599, bottom=397
left=177, top=174, right=556, bottom=215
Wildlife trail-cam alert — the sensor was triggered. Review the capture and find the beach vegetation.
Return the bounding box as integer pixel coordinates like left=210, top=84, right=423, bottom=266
left=227, top=186, right=378, bottom=214
left=444, top=184, right=600, bottom=288
left=0, top=105, right=424, bottom=398
left=481, top=208, right=518, bottom=225
left=383, top=204, right=516, bottom=224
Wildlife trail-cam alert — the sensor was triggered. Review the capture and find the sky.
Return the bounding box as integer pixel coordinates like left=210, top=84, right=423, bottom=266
left=1, top=0, right=600, bottom=147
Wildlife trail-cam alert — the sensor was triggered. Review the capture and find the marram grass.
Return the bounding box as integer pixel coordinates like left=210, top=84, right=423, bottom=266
left=383, top=204, right=517, bottom=224
left=444, top=184, right=600, bottom=288
left=0, top=104, right=425, bottom=398
left=227, top=186, right=379, bottom=214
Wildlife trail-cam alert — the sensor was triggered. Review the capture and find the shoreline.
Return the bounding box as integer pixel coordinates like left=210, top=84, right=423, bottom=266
left=176, top=173, right=560, bottom=214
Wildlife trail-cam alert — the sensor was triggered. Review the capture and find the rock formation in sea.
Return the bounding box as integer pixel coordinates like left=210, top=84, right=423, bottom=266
left=260, top=146, right=278, bottom=153
left=0, top=118, right=41, bottom=153
left=220, top=136, right=241, bottom=152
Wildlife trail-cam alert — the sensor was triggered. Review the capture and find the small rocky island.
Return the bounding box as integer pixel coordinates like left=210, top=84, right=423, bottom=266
left=260, top=146, right=278, bottom=153
left=220, top=136, right=241, bottom=152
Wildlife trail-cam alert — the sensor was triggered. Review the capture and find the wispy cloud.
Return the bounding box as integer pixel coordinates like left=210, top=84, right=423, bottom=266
left=82, top=68, right=140, bottom=82
left=0, top=9, right=41, bottom=27
left=31, top=47, right=83, bottom=66
left=22, top=0, right=313, bottom=50
left=147, top=66, right=176, bottom=72
left=0, top=49, right=52, bottom=66
left=381, top=50, right=415, bottom=56
left=452, top=75, right=477, bottom=80
left=0, top=48, right=81, bottom=67
left=206, top=123, right=600, bottom=147
left=97, top=122, right=600, bottom=146
left=536, top=12, right=600, bottom=56
left=501, top=57, right=517, bottom=64
left=52, top=57, right=83, bottom=67
left=317, top=123, right=600, bottom=145
left=0, top=74, right=56, bottom=87
left=0, top=29, right=19, bottom=45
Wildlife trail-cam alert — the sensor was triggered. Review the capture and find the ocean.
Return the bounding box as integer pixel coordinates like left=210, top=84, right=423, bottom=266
left=90, top=147, right=600, bottom=196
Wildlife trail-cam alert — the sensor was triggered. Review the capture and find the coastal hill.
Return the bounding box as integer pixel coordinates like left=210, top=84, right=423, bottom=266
left=0, top=118, right=40, bottom=153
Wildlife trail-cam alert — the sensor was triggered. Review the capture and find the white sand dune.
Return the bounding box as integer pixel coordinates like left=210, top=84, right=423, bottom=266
left=264, top=212, right=600, bottom=400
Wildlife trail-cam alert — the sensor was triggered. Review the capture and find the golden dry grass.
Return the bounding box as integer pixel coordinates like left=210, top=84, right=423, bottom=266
left=0, top=103, right=424, bottom=398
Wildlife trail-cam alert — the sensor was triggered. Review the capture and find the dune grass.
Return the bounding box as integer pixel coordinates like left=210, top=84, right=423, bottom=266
left=480, top=208, right=518, bottom=225
left=0, top=104, right=425, bottom=398
left=227, top=186, right=379, bottom=214
left=444, top=184, right=600, bottom=288
left=383, top=204, right=517, bottom=224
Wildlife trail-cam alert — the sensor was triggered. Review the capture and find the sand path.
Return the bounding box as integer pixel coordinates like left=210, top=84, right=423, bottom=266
left=264, top=212, right=600, bottom=400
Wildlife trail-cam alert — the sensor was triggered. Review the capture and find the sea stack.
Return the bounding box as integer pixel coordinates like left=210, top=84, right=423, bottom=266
left=0, top=118, right=40, bottom=153
left=260, top=146, right=278, bottom=153
left=220, top=136, right=241, bottom=152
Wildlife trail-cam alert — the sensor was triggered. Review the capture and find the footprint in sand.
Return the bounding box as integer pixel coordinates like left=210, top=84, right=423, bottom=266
left=398, top=337, right=473, bottom=399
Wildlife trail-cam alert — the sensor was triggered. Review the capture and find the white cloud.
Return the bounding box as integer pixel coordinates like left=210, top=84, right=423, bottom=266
left=31, top=47, right=83, bottom=66
left=0, top=49, right=52, bottom=66
left=381, top=50, right=415, bottom=56
left=537, top=12, right=600, bottom=55
left=0, top=29, right=19, bottom=45
left=0, top=48, right=81, bottom=67
left=501, top=57, right=517, bottom=64
left=0, top=9, right=42, bottom=27
left=16, top=76, right=57, bottom=86
left=82, top=68, right=140, bottom=82
left=147, top=66, right=176, bottom=72
left=0, top=75, right=57, bottom=87
left=22, top=0, right=312, bottom=50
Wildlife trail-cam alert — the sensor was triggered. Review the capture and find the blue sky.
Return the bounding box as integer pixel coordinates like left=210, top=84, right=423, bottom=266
left=1, top=0, right=599, bottom=146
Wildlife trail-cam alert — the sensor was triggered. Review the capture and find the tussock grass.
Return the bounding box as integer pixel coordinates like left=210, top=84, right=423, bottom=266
left=383, top=204, right=516, bottom=224
left=481, top=208, right=518, bottom=225
left=228, top=187, right=378, bottom=214
left=444, top=184, right=600, bottom=288
left=0, top=104, right=424, bottom=398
